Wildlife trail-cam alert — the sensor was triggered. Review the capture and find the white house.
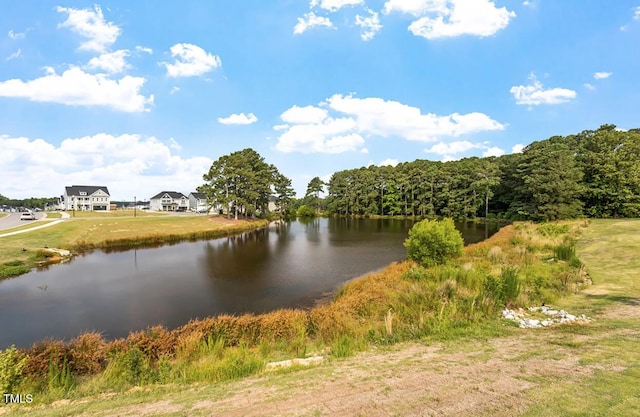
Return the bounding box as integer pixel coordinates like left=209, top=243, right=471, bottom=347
left=188, top=192, right=209, bottom=213
left=63, top=185, right=110, bottom=211
left=150, top=191, right=189, bottom=211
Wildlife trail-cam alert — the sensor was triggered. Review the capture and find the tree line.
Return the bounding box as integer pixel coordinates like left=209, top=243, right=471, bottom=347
left=321, top=124, right=640, bottom=221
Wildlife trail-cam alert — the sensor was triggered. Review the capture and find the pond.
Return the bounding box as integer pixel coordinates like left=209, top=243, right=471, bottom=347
left=0, top=218, right=498, bottom=348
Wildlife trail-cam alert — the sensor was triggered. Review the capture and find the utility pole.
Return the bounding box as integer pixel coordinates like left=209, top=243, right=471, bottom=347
left=134, top=196, right=137, bottom=218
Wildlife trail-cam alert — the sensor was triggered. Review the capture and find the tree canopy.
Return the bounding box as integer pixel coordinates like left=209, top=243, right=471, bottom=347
left=322, top=125, right=640, bottom=221
left=198, top=148, right=294, bottom=219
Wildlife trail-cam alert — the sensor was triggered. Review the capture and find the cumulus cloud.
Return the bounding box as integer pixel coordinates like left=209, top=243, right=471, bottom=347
left=383, top=0, right=516, bottom=39
left=218, top=112, right=258, bottom=125
left=56, top=5, right=120, bottom=52
left=635, top=6, right=640, bottom=20
left=425, top=140, right=481, bottom=155
left=0, top=66, right=153, bottom=112
left=0, top=133, right=212, bottom=200
left=310, top=0, right=364, bottom=12
left=281, top=105, right=329, bottom=124
left=294, top=12, right=334, bottom=34
left=584, top=83, right=595, bottom=91
left=511, top=144, right=525, bottom=153
left=510, top=73, right=576, bottom=105
left=274, top=94, right=504, bottom=154
left=379, top=158, right=399, bottom=167
left=482, top=146, right=504, bottom=157
left=424, top=140, right=504, bottom=160
left=355, top=9, right=383, bottom=40
left=170, top=86, right=180, bottom=95
left=162, top=43, right=221, bottom=77
left=86, top=49, right=130, bottom=74
left=593, top=71, right=612, bottom=80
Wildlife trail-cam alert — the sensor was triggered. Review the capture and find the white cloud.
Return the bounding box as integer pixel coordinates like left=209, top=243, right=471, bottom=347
left=379, top=158, right=399, bottom=167
left=425, top=140, right=480, bottom=155
left=326, top=94, right=504, bottom=141
left=522, top=1, right=535, bottom=7
left=510, top=73, right=576, bottom=105
left=275, top=94, right=504, bottom=154
left=218, top=112, right=258, bottom=125
left=294, top=12, right=334, bottom=34
left=56, top=5, right=120, bottom=52
left=511, top=144, right=524, bottom=153
left=383, top=0, right=516, bottom=39
left=0, top=133, right=212, bottom=199
left=170, top=86, right=180, bottom=95
left=8, top=30, right=25, bottom=40
left=355, top=9, right=383, bottom=41
left=86, top=49, right=130, bottom=74
left=584, top=83, right=595, bottom=91
left=162, top=43, right=221, bottom=78
left=425, top=140, right=504, bottom=160
left=482, top=146, right=504, bottom=157
left=5, top=49, right=21, bottom=61
left=310, top=0, right=364, bottom=12
left=135, top=45, right=153, bottom=54
left=635, top=6, right=640, bottom=20
left=0, top=66, right=153, bottom=112
left=361, top=148, right=369, bottom=154
left=593, top=71, right=612, bottom=80
left=281, top=105, right=328, bottom=124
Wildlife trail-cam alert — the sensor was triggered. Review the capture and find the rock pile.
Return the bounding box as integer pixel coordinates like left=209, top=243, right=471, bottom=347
left=502, top=305, right=589, bottom=328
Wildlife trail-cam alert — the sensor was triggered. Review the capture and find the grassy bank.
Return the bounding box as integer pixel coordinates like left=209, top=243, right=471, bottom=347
left=0, top=215, right=268, bottom=280
left=1, top=219, right=599, bottom=415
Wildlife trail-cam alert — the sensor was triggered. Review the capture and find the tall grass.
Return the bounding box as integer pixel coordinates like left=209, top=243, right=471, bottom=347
left=6, top=220, right=589, bottom=405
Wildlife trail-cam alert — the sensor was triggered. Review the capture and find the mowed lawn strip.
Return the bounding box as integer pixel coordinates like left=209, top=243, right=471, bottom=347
left=520, top=219, right=640, bottom=416
left=0, top=214, right=267, bottom=279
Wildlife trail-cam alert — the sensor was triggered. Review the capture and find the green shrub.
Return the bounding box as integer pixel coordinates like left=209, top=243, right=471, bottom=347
left=404, top=218, right=464, bottom=267
left=554, top=242, right=576, bottom=261
left=538, top=223, right=570, bottom=237
left=0, top=345, right=28, bottom=394
left=501, top=267, right=520, bottom=307
left=296, top=205, right=316, bottom=218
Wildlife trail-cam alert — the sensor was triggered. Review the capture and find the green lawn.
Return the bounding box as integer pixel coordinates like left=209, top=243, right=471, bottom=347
left=0, top=215, right=266, bottom=279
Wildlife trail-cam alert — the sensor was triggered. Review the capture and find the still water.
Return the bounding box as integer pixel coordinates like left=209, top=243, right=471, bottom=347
left=0, top=218, right=497, bottom=348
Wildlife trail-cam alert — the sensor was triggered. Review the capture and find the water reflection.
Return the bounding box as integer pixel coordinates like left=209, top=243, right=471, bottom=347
left=0, top=218, right=497, bottom=348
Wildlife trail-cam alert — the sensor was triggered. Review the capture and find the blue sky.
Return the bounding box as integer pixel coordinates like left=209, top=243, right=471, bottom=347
left=1, top=1, right=639, bottom=200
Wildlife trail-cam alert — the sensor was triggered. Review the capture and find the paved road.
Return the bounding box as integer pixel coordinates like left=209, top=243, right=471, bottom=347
left=0, top=212, right=46, bottom=230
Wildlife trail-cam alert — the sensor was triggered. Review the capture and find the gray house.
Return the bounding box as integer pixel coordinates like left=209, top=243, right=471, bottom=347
left=63, top=185, right=110, bottom=211
left=150, top=191, right=189, bottom=211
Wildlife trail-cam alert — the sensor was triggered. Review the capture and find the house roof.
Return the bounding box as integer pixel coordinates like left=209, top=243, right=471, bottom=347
left=189, top=192, right=206, bottom=199
left=65, top=185, right=110, bottom=196
left=150, top=191, right=187, bottom=200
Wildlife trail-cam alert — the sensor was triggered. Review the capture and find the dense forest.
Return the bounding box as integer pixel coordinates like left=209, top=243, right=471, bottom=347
left=321, top=125, right=640, bottom=221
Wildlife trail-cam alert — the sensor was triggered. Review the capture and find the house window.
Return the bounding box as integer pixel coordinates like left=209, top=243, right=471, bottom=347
left=79, top=192, right=87, bottom=196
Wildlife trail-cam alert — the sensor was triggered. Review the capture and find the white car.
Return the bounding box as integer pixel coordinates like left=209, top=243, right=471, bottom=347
left=20, top=211, right=36, bottom=221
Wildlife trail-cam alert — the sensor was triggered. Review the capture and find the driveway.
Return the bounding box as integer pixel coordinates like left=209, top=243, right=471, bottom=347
left=0, top=212, right=46, bottom=230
